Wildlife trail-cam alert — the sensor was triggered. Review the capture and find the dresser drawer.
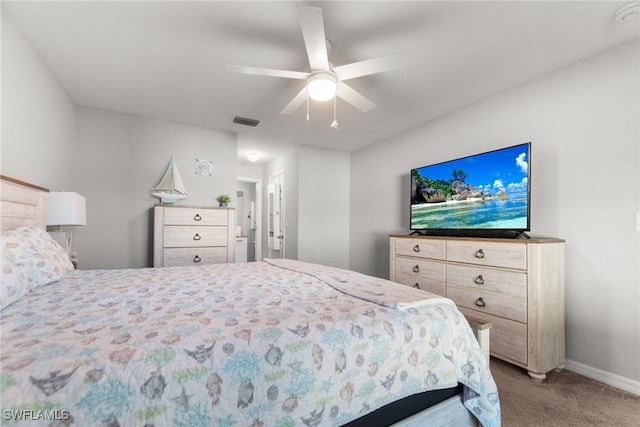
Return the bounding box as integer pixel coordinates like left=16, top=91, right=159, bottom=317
left=164, top=226, right=228, bottom=247
left=154, top=205, right=235, bottom=267
left=394, top=257, right=445, bottom=296
left=447, top=240, right=526, bottom=270
left=163, top=247, right=228, bottom=267
left=447, top=264, right=527, bottom=300
left=394, top=238, right=445, bottom=260
left=459, top=307, right=528, bottom=365
left=163, top=207, right=228, bottom=226
left=446, top=285, right=526, bottom=323
left=390, top=234, right=565, bottom=378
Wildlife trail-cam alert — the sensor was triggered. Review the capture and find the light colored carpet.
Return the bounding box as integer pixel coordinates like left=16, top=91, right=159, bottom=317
left=490, top=358, right=640, bottom=426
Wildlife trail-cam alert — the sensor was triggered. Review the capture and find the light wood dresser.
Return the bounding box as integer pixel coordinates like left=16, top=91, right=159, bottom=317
left=153, top=205, right=235, bottom=267
left=389, top=234, right=565, bottom=380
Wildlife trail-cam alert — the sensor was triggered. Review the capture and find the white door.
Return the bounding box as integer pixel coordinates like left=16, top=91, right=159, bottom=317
left=268, top=172, right=285, bottom=258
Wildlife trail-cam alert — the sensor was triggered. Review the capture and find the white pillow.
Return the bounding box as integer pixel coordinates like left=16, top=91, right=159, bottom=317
left=1, top=254, right=30, bottom=310
left=1, top=226, right=74, bottom=288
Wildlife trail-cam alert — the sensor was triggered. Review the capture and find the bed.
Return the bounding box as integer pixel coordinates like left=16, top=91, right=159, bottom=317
left=0, top=175, right=501, bottom=427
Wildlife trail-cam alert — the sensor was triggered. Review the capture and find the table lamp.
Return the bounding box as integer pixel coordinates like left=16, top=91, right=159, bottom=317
left=46, top=192, right=86, bottom=266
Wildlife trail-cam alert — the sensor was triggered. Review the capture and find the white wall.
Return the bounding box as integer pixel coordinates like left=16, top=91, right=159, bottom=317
left=237, top=163, right=263, bottom=182
left=298, top=146, right=350, bottom=269
left=1, top=9, right=75, bottom=190
left=72, top=106, right=237, bottom=269
left=350, top=41, right=640, bottom=384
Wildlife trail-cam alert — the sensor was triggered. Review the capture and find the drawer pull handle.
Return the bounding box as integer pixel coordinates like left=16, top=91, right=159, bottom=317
left=474, top=297, right=486, bottom=308
left=474, top=275, right=485, bottom=285
left=193, top=233, right=202, bottom=241
left=193, top=255, right=201, bottom=263
left=193, top=214, right=202, bottom=222
left=413, top=283, right=420, bottom=289
left=474, top=249, right=485, bottom=259
left=413, top=244, right=420, bottom=253
left=412, top=265, right=420, bottom=273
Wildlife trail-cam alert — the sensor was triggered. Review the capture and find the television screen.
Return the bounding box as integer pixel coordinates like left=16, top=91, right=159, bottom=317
left=410, top=142, right=530, bottom=234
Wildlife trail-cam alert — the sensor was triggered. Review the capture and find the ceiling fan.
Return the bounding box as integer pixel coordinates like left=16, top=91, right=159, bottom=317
left=227, top=5, right=409, bottom=118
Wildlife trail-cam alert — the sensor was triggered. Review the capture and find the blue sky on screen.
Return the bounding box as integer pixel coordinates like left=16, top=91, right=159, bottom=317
left=415, top=143, right=529, bottom=194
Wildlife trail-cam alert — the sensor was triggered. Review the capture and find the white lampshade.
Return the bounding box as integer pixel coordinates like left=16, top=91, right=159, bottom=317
left=307, top=72, right=337, bottom=101
left=46, top=192, right=87, bottom=226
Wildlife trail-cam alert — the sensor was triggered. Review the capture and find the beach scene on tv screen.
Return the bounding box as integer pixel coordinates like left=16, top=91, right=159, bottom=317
left=411, top=144, right=529, bottom=230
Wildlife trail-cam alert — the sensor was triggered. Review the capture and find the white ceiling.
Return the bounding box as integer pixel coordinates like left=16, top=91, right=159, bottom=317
left=4, top=1, right=639, bottom=165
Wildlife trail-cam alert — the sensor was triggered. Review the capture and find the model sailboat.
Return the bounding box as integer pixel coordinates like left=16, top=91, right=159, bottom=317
left=152, top=157, right=189, bottom=204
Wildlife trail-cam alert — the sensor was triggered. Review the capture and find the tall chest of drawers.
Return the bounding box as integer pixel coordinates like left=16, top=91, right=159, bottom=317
left=153, top=205, right=235, bottom=267
left=389, top=235, right=565, bottom=380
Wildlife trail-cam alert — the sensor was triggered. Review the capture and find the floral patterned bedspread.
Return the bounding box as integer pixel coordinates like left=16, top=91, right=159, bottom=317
left=0, top=259, right=500, bottom=427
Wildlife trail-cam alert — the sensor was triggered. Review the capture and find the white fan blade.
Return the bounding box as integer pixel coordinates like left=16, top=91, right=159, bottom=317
left=333, top=52, right=412, bottom=81
left=298, top=5, right=329, bottom=71
left=281, top=86, right=309, bottom=114
left=226, top=64, right=309, bottom=80
left=336, top=82, right=376, bottom=112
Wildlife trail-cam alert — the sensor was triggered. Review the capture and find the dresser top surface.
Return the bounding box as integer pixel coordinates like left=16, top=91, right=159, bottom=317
left=390, top=234, right=565, bottom=244
left=154, top=204, right=235, bottom=210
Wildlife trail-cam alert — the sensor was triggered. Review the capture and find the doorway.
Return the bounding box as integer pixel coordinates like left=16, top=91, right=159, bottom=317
left=236, top=179, right=262, bottom=262
left=268, top=171, right=285, bottom=259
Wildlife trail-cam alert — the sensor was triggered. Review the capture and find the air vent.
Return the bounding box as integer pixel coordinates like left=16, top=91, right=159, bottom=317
left=232, top=116, right=260, bottom=127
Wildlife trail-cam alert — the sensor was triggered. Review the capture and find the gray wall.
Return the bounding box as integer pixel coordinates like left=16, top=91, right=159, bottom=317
left=262, top=146, right=351, bottom=269
left=298, top=146, right=350, bottom=269
left=1, top=9, right=75, bottom=190
left=2, top=12, right=238, bottom=270
left=350, top=41, right=640, bottom=383
left=72, top=107, right=237, bottom=269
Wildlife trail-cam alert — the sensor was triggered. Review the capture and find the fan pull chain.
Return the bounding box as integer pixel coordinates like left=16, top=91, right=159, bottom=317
left=330, top=95, right=339, bottom=129
left=306, top=95, right=310, bottom=121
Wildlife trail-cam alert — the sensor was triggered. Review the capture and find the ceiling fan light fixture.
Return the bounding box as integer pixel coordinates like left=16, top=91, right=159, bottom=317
left=307, top=72, right=337, bottom=101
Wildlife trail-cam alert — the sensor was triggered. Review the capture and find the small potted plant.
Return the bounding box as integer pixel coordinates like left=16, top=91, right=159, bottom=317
left=216, top=194, right=231, bottom=207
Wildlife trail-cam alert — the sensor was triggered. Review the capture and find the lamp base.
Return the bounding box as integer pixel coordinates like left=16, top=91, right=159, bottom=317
left=48, top=231, right=72, bottom=256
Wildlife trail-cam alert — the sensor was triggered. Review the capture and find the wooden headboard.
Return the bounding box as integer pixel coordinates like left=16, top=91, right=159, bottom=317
left=0, top=175, right=49, bottom=231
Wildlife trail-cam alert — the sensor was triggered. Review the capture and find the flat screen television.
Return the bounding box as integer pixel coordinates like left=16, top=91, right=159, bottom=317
left=410, top=142, right=531, bottom=238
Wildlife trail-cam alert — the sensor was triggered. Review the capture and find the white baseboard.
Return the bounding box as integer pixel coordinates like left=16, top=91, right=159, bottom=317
left=565, top=359, right=640, bottom=396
